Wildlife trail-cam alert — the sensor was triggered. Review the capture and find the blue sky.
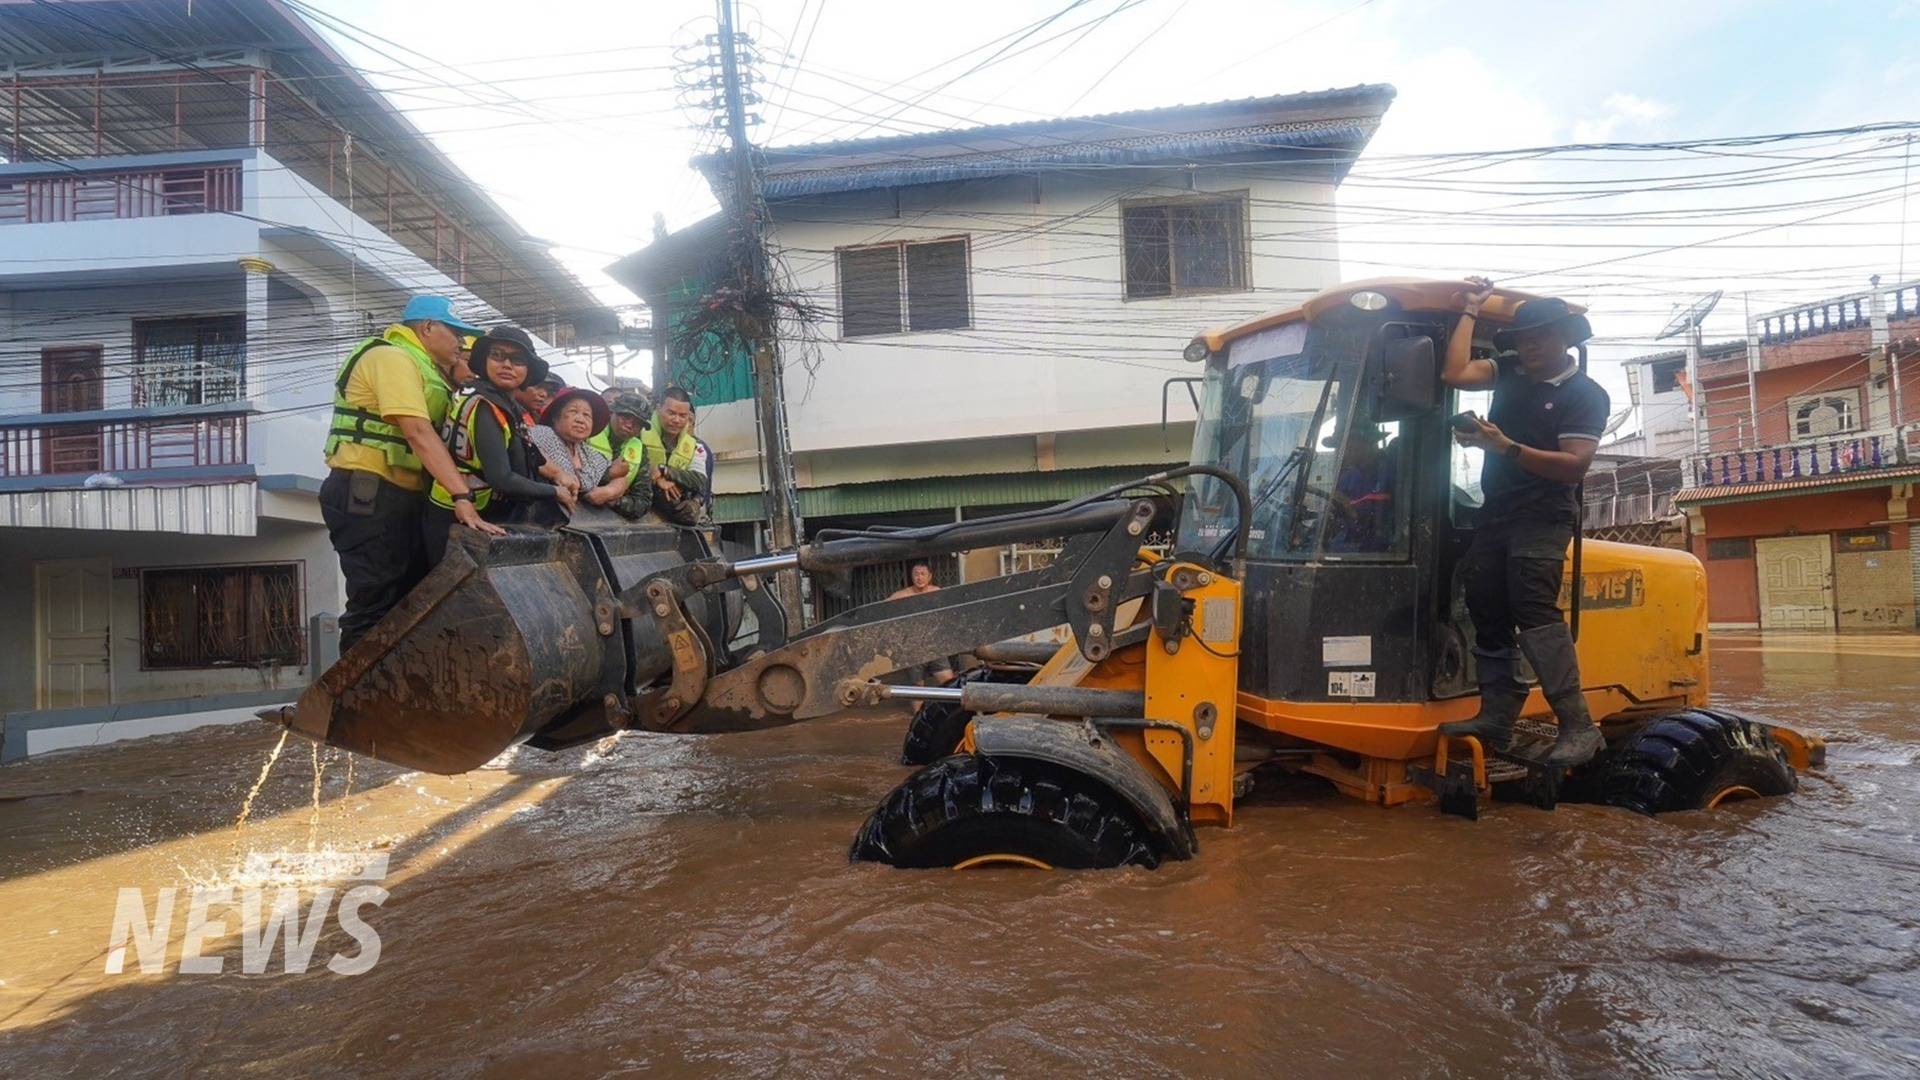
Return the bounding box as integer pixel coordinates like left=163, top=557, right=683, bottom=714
left=309, top=0, right=1918, bottom=388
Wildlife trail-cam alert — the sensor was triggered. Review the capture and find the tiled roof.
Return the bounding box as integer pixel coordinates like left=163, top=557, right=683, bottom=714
left=1674, top=464, right=1920, bottom=505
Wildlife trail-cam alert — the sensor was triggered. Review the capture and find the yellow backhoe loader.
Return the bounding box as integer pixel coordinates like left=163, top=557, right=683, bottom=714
left=267, top=278, right=1823, bottom=870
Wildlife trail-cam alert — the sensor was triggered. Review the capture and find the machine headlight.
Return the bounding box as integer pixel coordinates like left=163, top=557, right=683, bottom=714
left=1183, top=340, right=1210, bottom=363
left=1349, top=290, right=1389, bottom=311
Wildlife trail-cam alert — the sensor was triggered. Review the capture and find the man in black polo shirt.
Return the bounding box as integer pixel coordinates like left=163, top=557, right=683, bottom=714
left=1438, top=279, right=1611, bottom=767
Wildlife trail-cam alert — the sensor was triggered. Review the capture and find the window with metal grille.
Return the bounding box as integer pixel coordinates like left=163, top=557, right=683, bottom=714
left=141, top=563, right=304, bottom=669
left=836, top=237, right=971, bottom=337
left=1122, top=195, right=1249, bottom=299
left=1788, top=388, right=1860, bottom=439
left=132, top=315, right=246, bottom=406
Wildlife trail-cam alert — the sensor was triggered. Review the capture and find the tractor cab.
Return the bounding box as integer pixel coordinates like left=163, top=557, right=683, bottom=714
left=1177, top=279, right=1517, bottom=707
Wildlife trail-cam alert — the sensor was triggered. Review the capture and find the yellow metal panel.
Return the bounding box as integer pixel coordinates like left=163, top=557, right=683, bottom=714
left=1569, top=540, right=1710, bottom=709
left=1142, top=568, right=1241, bottom=826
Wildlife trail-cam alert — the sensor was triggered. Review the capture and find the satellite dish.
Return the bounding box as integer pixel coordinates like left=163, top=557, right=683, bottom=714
left=1657, top=290, right=1723, bottom=340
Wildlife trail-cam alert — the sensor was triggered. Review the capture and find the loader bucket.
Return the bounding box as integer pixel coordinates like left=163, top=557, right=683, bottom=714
left=268, top=518, right=708, bottom=774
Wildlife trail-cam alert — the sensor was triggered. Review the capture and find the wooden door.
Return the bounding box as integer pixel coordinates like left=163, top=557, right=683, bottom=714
left=1756, top=535, right=1835, bottom=631
left=41, top=347, right=104, bottom=473
left=35, top=559, right=112, bottom=709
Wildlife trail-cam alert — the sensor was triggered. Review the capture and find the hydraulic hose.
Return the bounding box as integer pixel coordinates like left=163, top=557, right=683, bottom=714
left=1131, top=464, right=1252, bottom=566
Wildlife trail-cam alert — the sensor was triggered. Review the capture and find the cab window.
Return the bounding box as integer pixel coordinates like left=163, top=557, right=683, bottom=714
left=1450, top=387, right=1493, bottom=524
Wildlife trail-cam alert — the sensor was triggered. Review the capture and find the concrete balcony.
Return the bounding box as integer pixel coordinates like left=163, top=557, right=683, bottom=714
left=0, top=160, right=241, bottom=225
left=0, top=402, right=250, bottom=482
left=1689, top=427, right=1917, bottom=488
left=0, top=403, right=257, bottom=535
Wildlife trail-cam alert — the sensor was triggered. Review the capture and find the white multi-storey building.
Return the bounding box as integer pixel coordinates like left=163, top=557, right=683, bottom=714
left=612, top=85, right=1393, bottom=610
left=0, top=0, right=609, bottom=757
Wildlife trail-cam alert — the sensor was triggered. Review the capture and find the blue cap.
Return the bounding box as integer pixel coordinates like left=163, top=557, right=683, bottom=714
left=400, top=294, right=484, bottom=336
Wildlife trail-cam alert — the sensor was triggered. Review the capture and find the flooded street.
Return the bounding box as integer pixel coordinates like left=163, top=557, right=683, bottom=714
left=3, top=632, right=1918, bottom=1077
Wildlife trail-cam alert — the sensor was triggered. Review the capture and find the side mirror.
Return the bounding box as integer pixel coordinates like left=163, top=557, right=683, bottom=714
left=1377, top=333, right=1437, bottom=421
left=1161, top=376, right=1202, bottom=451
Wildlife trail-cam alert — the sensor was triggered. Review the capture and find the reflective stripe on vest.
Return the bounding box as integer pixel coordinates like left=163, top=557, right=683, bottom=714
left=429, top=390, right=511, bottom=510
left=323, top=326, right=453, bottom=473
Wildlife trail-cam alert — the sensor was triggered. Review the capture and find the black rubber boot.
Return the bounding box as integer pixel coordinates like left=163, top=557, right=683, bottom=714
left=1438, top=649, right=1525, bottom=750
left=1519, top=622, right=1605, bottom=768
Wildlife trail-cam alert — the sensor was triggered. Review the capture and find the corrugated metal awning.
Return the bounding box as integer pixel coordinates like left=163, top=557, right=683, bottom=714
left=711, top=466, right=1177, bottom=525
left=0, top=481, right=256, bottom=535
left=1674, top=465, right=1920, bottom=507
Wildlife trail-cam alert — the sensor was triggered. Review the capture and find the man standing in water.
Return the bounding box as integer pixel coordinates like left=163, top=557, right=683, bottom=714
left=1438, top=278, right=1610, bottom=767
left=890, top=561, right=955, bottom=685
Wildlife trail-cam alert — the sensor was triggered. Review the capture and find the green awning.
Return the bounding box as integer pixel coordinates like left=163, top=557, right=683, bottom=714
left=710, top=465, right=1179, bottom=524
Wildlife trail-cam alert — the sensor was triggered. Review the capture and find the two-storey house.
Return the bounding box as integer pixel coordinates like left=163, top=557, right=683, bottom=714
left=1677, top=278, right=1920, bottom=630
left=0, top=0, right=611, bottom=758
left=611, top=85, right=1393, bottom=612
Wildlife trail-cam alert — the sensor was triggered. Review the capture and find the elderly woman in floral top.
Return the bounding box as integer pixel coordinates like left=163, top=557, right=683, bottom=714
left=525, top=387, right=626, bottom=523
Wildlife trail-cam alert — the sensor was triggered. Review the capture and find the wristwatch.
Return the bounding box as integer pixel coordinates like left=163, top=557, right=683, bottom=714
left=1504, top=443, right=1523, bottom=460
left=452, top=492, right=476, bottom=504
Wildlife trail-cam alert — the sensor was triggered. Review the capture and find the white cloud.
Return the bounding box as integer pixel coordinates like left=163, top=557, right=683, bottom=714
left=1571, top=93, right=1674, bottom=143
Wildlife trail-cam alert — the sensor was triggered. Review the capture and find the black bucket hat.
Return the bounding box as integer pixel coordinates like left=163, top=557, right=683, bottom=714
left=1493, top=297, right=1592, bottom=350
left=470, top=325, right=549, bottom=387
left=541, top=386, right=610, bottom=437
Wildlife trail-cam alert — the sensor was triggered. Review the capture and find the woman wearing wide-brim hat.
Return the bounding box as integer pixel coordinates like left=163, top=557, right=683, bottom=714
left=523, top=387, right=619, bottom=527
left=423, top=326, right=572, bottom=564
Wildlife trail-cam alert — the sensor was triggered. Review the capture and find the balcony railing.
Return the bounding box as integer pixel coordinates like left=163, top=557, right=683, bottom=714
left=0, top=406, right=249, bottom=479
left=0, top=164, right=242, bottom=225
left=1689, top=429, right=1910, bottom=488
left=1756, top=279, right=1920, bottom=345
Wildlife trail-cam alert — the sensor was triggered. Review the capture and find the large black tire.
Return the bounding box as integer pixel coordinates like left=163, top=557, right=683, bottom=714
left=850, top=754, right=1161, bottom=869
left=898, top=665, right=1036, bottom=765
left=1593, top=708, right=1795, bottom=814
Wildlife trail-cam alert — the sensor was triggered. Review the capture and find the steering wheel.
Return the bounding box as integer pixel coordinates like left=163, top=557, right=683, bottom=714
left=1299, top=483, right=1357, bottom=522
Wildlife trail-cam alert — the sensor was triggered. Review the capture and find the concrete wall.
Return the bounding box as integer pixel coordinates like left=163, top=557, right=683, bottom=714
left=0, top=519, right=334, bottom=712
left=0, top=275, right=247, bottom=416
left=1700, top=343, right=1920, bottom=453
left=1692, top=486, right=1912, bottom=628
left=698, top=166, right=1341, bottom=497
left=1749, top=355, right=1871, bottom=447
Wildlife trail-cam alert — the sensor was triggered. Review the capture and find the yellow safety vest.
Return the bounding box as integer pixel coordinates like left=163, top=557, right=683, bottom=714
left=324, top=326, right=453, bottom=475
left=641, top=416, right=697, bottom=472
left=428, top=390, right=514, bottom=511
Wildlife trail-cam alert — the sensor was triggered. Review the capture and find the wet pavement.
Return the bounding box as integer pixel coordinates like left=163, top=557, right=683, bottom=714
left=2, top=632, right=1917, bottom=1077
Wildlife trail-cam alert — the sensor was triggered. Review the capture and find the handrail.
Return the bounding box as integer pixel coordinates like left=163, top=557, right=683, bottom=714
left=0, top=411, right=248, bottom=478
left=0, top=400, right=255, bottom=429
left=0, top=163, right=242, bottom=225
left=1687, top=427, right=1914, bottom=487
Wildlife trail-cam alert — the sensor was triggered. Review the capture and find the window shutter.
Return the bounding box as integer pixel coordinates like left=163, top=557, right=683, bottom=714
left=839, top=246, right=903, bottom=337
left=905, top=239, right=970, bottom=331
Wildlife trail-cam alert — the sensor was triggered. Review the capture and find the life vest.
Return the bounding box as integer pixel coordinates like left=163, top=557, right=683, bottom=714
left=641, top=416, right=697, bottom=472
left=324, top=326, right=452, bottom=473
left=429, top=384, right=522, bottom=511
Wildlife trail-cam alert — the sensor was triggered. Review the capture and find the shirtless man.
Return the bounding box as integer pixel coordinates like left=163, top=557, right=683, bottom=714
left=889, top=561, right=954, bottom=685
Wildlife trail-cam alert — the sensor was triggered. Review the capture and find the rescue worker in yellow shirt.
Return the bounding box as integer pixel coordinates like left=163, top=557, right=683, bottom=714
left=321, top=294, right=505, bottom=650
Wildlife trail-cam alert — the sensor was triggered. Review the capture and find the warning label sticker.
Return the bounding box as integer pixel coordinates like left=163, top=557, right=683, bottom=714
left=1322, top=635, right=1372, bottom=667
left=1328, top=671, right=1377, bottom=698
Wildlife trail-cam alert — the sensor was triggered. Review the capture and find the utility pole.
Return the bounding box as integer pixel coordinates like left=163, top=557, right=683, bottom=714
left=716, top=0, right=806, bottom=624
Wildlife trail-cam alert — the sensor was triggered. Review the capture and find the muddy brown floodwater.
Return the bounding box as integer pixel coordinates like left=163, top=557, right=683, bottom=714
left=2, top=632, right=1918, bottom=1077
